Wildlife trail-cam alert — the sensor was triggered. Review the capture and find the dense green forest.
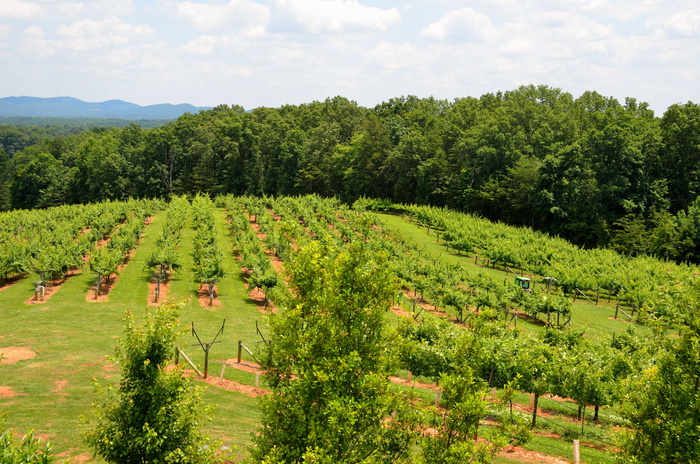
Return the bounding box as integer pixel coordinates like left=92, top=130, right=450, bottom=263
left=2, top=85, right=700, bottom=262
left=0, top=117, right=170, bottom=156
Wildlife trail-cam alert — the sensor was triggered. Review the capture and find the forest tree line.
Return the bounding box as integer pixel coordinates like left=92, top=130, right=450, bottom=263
left=1, top=85, right=700, bottom=262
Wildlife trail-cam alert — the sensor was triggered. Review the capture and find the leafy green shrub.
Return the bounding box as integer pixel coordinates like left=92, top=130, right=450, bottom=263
left=0, top=417, right=53, bottom=464
left=84, top=301, right=219, bottom=464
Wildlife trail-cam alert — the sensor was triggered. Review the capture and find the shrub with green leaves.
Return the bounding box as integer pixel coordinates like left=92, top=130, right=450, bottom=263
left=0, top=419, right=53, bottom=464
left=84, top=301, right=219, bottom=464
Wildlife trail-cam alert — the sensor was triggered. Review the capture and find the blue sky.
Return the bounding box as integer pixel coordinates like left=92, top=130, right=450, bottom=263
left=1, top=0, right=698, bottom=113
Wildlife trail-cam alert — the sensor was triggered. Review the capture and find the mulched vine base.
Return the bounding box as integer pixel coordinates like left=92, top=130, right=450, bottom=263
left=87, top=276, right=116, bottom=302
left=390, top=305, right=413, bottom=319
left=197, top=284, right=223, bottom=309
left=24, top=268, right=81, bottom=305
left=0, top=346, right=36, bottom=364
left=202, top=376, right=269, bottom=397
left=85, top=250, right=135, bottom=303
left=246, top=284, right=277, bottom=314
left=388, top=375, right=440, bottom=391
left=0, top=386, right=23, bottom=397
left=55, top=451, right=92, bottom=463
left=147, top=277, right=172, bottom=306
left=496, top=446, right=570, bottom=464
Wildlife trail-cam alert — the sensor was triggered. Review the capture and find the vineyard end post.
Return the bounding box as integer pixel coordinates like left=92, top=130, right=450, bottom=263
left=203, top=347, right=209, bottom=379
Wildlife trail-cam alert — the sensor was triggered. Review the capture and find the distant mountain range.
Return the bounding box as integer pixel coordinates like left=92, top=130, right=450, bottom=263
left=0, top=96, right=212, bottom=120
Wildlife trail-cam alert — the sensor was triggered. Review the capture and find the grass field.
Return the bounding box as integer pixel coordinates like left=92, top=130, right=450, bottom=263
left=1, top=204, right=624, bottom=463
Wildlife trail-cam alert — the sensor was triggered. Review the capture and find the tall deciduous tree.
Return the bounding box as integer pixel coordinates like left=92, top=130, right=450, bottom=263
left=660, top=102, right=700, bottom=213
left=253, top=240, right=415, bottom=463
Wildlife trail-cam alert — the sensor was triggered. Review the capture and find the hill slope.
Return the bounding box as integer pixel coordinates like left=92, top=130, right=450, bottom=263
left=0, top=96, right=211, bottom=119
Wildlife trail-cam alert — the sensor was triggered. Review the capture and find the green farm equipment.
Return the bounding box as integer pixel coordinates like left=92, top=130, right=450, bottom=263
left=515, top=276, right=532, bottom=292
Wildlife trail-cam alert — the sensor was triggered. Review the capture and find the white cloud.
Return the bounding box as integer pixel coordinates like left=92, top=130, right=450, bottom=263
left=20, top=24, right=56, bottom=57
left=364, top=41, right=421, bottom=71
left=582, top=0, right=662, bottom=22
left=164, top=0, right=270, bottom=32
left=219, top=63, right=254, bottom=78
left=101, top=0, right=136, bottom=16
left=499, top=38, right=532, bottom=55
left=487, top=9, right=615, bottom=66
left=180, top=34, right=220, bottom=55
left=177, top=25, right=271, bottom=57
left=651, top=10, right=700, bottom=37
left=99, top=46, right=143, bottom=67
left=63, top=39, right=176, bottom=74
left=273, top=0, right=401, bottom=33
left=42, top=1, right=135, bottom=17
left=56, top=17, right=155, bottom=51
left=56, top=2, right=84, bottom=16
left=420, top=8, right=498, bottom=42
left=0, top=0, right=42, bottom=19
left=0, top=24, right=11, bottom=56
left=185, top=60, right=253, bottom=78
left=534, top=10, right=613, bottom=41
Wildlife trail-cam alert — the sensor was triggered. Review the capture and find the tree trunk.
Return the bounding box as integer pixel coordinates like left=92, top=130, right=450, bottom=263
left=510, top=399, right=514, bottom=422
left=155, top=276, right=161, bottom=303
left=95, top=275, right=103, bottom=299
left=531, top=394, right=539, bottom=428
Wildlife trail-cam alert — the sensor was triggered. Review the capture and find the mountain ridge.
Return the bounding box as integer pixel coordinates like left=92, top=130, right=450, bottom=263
left=0, top=96, right=212, bottom=120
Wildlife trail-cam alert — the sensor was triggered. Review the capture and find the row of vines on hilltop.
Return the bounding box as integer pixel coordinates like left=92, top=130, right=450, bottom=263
left=220, top=195, right=282, bottom=307
left=191, top=194, right=225, bottom=306
left=356, top=199, right=699, bottom=326
left=228, top=195, right=571, bottom=329
left=6, top=88, right=700, bottom=269
left=0, top=199, right=162, bottom=295
left=144, top=196, right=189, bottom=302
left=89, top=202, right=155, bottom=298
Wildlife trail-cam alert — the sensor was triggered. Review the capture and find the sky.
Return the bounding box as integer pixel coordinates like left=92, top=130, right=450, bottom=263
left=1, top=0, right=699, bottom=113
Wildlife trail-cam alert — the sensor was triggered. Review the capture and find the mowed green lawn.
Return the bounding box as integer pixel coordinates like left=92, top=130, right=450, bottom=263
left=0, top=209, right=267, bottom=462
